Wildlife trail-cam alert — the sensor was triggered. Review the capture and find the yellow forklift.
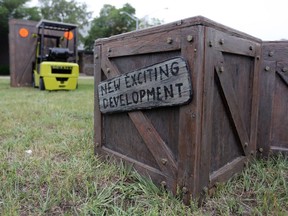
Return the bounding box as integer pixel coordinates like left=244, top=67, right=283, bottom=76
left=33, top=20, right=79, bottom=90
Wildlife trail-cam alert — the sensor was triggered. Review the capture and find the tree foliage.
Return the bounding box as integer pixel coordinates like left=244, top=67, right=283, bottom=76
left=39, top=0, right=92, bottom=30
left=0, top=0, right=40, bottom=32
left=84, top=3, right=137, bottom=51
left=84, top=3, right=163, bottom=51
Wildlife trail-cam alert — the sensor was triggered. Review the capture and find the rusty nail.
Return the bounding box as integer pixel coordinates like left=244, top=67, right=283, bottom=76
left=258, top=148, right=263, bottom=153
left=268, top=51, right=274, bottom=57
left=161, top=158, right=167, bottom=165
left=95, top=54, right=98, bottom=59
left=282, top=67, right=288, bottom=73
left=250, top=151, right=254, bottom=156
left=203, top=187, right=208, bottom=194
left=182, top=187, right=188, bottom=194
left=208, top=41, right=213, bottom=47
left=265, top=66, right=270, bottom=71
left=107, top=68, right=110, bottom=73
left=187, top=35, right=193, bottom=42
left=107, top=48, right=112, bottom=52
left=256, top=56, right=260, bottom=60
left=219, top=39, right=224, bottom=45
left=249, top=45, right=253, bottom=51
left=244, top=142, right=248, bottom=148
left=95, top=143, right=100, bottom=147
left=167, top=37, right=173, bottom=44
left=220, top=66, right=224, bottom=73
left=194, top=48, right=197, bottom=52
left=160, top=181, right=167, bottom=187
left=192, top=113, right=196, bottom=118
left=244, top=161, right=248, bottom=167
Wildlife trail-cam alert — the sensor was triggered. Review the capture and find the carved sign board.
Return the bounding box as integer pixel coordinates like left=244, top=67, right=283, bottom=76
left=98, top=57, right=192, bottom=113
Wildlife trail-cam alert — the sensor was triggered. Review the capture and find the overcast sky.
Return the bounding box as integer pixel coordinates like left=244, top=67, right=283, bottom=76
left=30, top=0, right=288, bottom=40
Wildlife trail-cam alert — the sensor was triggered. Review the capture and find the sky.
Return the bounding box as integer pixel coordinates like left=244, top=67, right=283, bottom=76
left=30, top=0, right=288, bottom=40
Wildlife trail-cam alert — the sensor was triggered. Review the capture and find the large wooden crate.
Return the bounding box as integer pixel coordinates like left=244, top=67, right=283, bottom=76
left=94, top=16, right=261, bottom=202
left=258, top=41, right=288, bottom=156
left=9, top=19, right=38, bottom=87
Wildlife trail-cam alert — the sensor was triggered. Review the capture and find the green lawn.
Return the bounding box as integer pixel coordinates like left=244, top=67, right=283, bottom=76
left=0, top=77, right=287, bottom=215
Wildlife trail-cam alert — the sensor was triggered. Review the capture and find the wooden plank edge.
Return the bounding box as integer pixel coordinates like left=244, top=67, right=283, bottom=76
left=97, top=146, right=176, bottom=191
left=209, top=156, right=246, bottom=186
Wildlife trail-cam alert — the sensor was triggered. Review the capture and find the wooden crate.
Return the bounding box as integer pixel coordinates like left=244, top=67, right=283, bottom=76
left=258, top=41, right=288, bottom=156
left=94, top=16, right=261, bottom=202
left=9, top=19, right=38, bottom=87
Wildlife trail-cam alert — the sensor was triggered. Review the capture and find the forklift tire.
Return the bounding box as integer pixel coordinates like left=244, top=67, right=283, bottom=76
left=32, top=74, right=36, bottom=88
left=39, top=78, right=45, bottom=91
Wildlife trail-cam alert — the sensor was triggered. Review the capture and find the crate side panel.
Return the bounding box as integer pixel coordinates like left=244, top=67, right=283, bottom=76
left=206, top=28, right=261, bottom=182
left=211, top=50, right=255, bottom=172
left=258, top=41, right=288, bottom=154
left=95, top=24, right=199, bottom=195
left=270, top=71, right=288, bottom=150
left=102, top=51, right=182, bottom=166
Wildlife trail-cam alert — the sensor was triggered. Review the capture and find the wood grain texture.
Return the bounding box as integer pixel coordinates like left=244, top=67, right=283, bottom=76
left=94, top=45, right=102, bottom=154
left=258, top=41, right=288, bottom=156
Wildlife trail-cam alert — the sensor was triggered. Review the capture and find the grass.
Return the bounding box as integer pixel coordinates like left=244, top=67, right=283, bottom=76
left=0, top=77, right=287, bottom=215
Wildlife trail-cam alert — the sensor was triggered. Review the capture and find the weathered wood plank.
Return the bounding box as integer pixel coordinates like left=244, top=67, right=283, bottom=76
left=209, top=156, right=246, bottom=185
left=249, top=43, right=261, bottom=157
left=100, top=56, right=178, bottom=180
left=271, top=72, right=288, bottom=147
left=213, top=29, right=257, bottom=57
left=100, top=146, right=175, bottom=188
left=98, top=57, right=192, bottom=113
left=95, top=16, right=261, bottom=46
left=94, top=45, right=103, bottom=154
left=198, top=27, right=216, bottom=196
left=129, top=112, right=178, bottom=179
left=177, top=26, right=204, bottom=200
left=257, top=60, right=276, bottom=156
left=103, top=30, right=181, bottom=58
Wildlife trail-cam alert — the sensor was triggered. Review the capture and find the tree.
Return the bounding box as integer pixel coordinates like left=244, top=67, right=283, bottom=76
left=84, top=3, right=164, bottom=51
left=0, top=0, right=40, bottom=32
left=84, top=3, right=137, bottom=51
left=0, top=0, right=41, bottom=75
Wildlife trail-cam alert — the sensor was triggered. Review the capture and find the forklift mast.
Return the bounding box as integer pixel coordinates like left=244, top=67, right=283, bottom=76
left=36, top=20, right=78, bottom=64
